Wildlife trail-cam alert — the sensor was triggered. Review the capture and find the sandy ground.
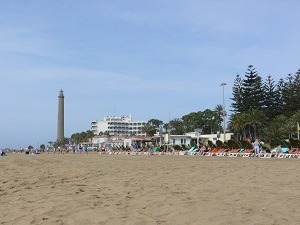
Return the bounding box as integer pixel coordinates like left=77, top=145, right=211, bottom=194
left=0, top=153, right=299, bottom=225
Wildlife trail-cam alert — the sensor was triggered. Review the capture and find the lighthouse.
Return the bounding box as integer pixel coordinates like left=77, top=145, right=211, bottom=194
left=57, top=89, right=64, bottom=141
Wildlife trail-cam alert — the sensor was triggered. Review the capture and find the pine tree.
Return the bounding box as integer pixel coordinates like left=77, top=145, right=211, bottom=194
left=276, top=78, right=285, bottom=114
left=282, top=72, right=300, bottom=116
left=292, top=70, right=300, bottom=113
left=263, top=75, right=281, bottom=120
left=241, top=65, right=264, bottom=112
left=230, top=74, right=243, bottom=113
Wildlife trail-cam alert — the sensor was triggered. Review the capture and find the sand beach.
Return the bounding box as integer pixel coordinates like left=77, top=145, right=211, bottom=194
left=0, top=153, right=299, bottom=225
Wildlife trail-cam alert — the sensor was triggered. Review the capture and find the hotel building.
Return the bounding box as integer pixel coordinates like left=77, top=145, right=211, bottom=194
left=91, top=115, right=148, bottom=136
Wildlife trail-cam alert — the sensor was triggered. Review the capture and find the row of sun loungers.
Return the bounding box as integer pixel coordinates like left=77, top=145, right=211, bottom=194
left=101, top=148, right=300, bottom=158
left=197, top=148, right=299, bottom=158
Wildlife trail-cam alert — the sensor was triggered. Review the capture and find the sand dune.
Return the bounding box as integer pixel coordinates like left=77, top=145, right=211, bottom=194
left=0, top=153, right=299, bottom=225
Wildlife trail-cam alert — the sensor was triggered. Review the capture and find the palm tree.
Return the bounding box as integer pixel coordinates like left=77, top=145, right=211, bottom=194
left=142, top=124, right=157, bottom=136
left=168, top=118, right=184, bottom=135
left=142, top=119, right=163, bottom=136
left=229, top=112, right=248, bottom=140
left=148, top=119, right=164, bottom=128
left=214, top=104, right=225, bottom=133
left=247, top=109, right=267, bottom=140
left=291, top=110, right=300, bottom=122
left=291, top=110, right=300, bottom=138
left=283, top=119, right=296, bottom=139
left=264, top=115, right=287, bottom=147
left=86, top=130, right=95, bottom=141
left=280, top=110, right=300, bottom=139
left=70, top=133, right=81, bottom=145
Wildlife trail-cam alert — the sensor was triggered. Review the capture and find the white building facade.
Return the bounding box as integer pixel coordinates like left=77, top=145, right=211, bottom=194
left=91, top=115, right=148, bottom=136
left=185, top=132, right=234, bottom=145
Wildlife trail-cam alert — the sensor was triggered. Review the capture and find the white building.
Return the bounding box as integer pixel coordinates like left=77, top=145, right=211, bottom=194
left=185, top=132, right=234, bottom=145
left=91, top=115, right=148, bottom=136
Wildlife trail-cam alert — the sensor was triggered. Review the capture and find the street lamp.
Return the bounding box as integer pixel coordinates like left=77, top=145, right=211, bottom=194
left=221, top=83, right=227, bottom=142
left=297, top=122, right=300, bottom=139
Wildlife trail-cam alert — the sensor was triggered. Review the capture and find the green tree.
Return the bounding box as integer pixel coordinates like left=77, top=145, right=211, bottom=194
left=70, top=133, right=81, bottom=145
left=214, top=104, right=224, bottom=133
left=289, top=110, right=300, bottom=138
left=230, top=74, right=243, bottom=113
left=202, top=109, right=220, bottom=134
left=264, top=115, right=287, bottom=147
left=291, top=110, right=300, bottom=123
left=142, top=119, right=163, bottom=136
left=241, top=65, right=264, bottom=112
left=276, top=78, right=285, bottom=114
left=167, top=118, right=184, bottom=135
left=229, top=112, right=248, bottom=140
left=181, top=111, right=204, bottom=133
left=142, top=124, right=157, bottom=136
left=282, top=119, right=296, bottom=139
left=54, top=137, right=69, bottom=148
left=70, top=130, right=94, bottom=145
left=99, top=131, right=110, bottom=136
left=148, top=119, right=163, bottom=128
left=167, top=109, right=222, bottom=135
left=85, top=130, right=95, bottom=141
left=247, top=109, right=267, bottom=140
left=282, top=71, right=300, bottom=116
left=262, top=75, right=281, bottom=120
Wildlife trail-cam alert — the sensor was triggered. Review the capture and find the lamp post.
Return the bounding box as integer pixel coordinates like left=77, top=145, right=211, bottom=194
left=221, top=83, right=227, bottom=142
left=297, top=122, right=299, bottom=140
left=166, top=126, right=171, bottom=151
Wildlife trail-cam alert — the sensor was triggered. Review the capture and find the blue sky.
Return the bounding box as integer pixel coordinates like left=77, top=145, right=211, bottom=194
left=1, top=0, right=299, bottom=148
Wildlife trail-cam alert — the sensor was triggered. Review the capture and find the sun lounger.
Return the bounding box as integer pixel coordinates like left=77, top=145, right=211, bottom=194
left=277, top=147, right=291, bottom=158
left=228, top=149, right=241, bottom=157
left=188, top=147, right=199, bottom=155
left=216, top=149, right=228, bottom=157
left=179, top=151, right=187, bottom=155
left=187, top=146, right=196, bottom=152
left=257, top=152, right=266, bottom=157
left=284, top=148, right=299, bottom=158
left=151, top=146, right=158, bottom=152
left=178, top=146, right=197, bottom=155
left=204, top=148, right=219, bottom=156
left=262, top=152, right=276, bottom=158
left=240, top=149, right=254, bottom=157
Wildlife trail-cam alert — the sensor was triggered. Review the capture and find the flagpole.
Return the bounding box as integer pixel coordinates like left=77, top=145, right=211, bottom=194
left=221, top=83, right=227, bottom=142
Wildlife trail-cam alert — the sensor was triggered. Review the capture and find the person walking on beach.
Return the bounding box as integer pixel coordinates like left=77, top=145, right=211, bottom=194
left=253, top=139, right=260, bottom=156
left=0, top=149, right=6, bottom=156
